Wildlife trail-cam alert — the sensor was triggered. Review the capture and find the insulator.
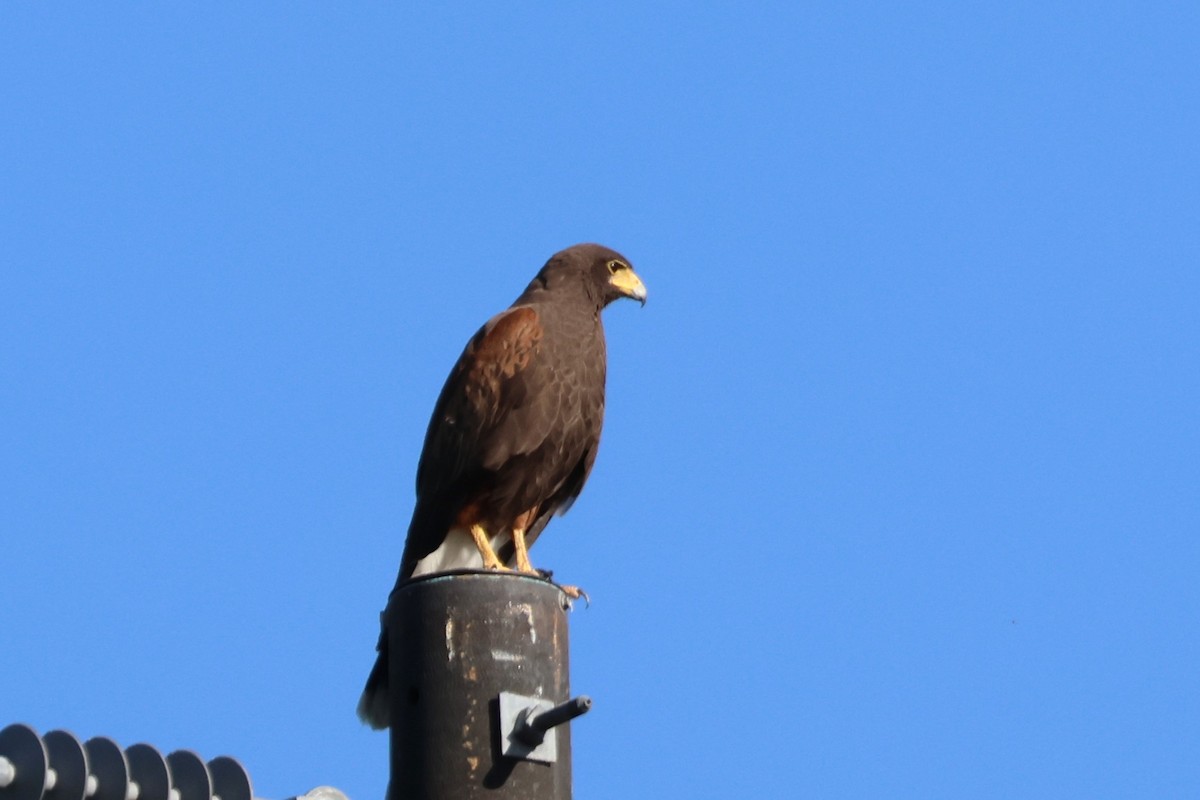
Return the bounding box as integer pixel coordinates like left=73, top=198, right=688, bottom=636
left=0, top=724, right=48, bottom=800
left=82, top=739, right=128, bottom=800
left=1, top=725, right=298, bottom=800
left=42, top=732, right=87, bottom=800
left=206, top=758, right=250, bottom=800
left=124, top=746, right=170, bottom=800
left=162, top=753, right=208, bottom=800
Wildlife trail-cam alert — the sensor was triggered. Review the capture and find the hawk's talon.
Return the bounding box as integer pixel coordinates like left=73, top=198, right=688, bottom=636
left=558, top=584, right=590, bottom=608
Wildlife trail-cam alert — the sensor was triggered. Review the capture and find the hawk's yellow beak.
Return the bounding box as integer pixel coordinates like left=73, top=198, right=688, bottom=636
left=610, top=268, right=647, bottom=306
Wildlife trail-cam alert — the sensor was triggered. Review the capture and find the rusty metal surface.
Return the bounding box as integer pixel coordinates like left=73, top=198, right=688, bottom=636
left=386, top=571, right=576, bottom=800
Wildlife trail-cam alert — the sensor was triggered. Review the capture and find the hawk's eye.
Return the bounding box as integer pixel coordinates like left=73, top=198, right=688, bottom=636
left=606, top=259, right=627, bottom=274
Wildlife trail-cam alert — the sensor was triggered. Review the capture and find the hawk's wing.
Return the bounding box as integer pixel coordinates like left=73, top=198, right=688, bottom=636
left=402, top=304, right=562, bottom=569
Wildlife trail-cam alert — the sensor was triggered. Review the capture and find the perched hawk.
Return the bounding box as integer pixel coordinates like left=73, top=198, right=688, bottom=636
left=357, top=243, right=646, bottom=728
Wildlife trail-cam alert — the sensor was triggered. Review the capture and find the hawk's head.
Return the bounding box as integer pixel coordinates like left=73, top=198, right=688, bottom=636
left=535, top=243, right=647, bottom=309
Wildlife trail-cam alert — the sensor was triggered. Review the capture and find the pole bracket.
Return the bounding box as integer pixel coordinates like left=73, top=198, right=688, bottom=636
left=497, top=693, right=592, bottom=764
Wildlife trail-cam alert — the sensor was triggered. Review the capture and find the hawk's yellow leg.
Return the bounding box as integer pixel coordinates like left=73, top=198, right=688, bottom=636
left=512, top=528, right=535, bottom=573
left=470, top=524, right=508, bottom=571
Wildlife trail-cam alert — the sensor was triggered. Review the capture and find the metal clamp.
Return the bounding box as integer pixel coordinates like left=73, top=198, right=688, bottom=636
left=497, top=693, right=592, bottom=764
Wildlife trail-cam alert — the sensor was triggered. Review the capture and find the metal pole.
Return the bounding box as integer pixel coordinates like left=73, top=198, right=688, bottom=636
left=386, top=571, right=584, bottom=800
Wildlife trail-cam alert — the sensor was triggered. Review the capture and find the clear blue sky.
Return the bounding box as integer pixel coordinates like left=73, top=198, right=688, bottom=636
left=3, top=4, right=1197, bottom=799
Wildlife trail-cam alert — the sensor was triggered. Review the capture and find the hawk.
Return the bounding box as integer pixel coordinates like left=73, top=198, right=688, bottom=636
left=357, top=243, right=646, bottom=728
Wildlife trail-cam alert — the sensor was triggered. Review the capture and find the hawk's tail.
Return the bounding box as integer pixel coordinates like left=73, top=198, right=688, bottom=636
left=361, top=500, right=454, bottom=729
left=356, top=633, right=390, bottom=729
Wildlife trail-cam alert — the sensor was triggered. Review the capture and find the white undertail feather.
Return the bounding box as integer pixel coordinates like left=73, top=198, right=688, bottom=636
left=410, top=526, right=514, bottom=577
left=356, top=680, right=389, bottom=729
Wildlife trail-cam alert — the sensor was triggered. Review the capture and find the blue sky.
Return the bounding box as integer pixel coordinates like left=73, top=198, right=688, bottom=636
left=3, top=3, right=1197, bottom=798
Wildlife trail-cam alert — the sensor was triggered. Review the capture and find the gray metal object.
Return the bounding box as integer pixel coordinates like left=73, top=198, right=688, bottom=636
left=497, top=693, right=592, bottom=764
left=285, top=788, right=348, bottom=800
left=385, top=570, right=587, bottom=800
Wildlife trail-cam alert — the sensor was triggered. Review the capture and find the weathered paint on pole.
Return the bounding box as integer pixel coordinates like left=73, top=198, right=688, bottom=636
left=386, top=571, right=576, bottom=800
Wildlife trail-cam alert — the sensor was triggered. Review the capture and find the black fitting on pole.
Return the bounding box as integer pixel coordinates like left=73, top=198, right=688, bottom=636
left=385, top=571, right=586, bottom=800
